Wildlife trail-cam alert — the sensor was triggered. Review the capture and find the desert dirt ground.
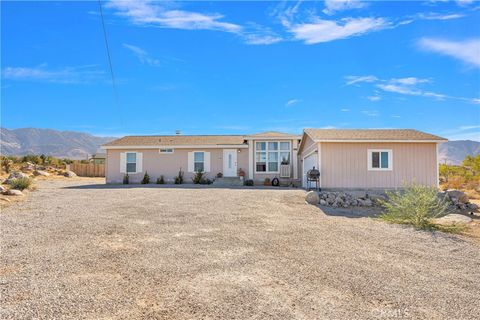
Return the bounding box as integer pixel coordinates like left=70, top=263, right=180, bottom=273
left=1, top=179, right=479, bottom=319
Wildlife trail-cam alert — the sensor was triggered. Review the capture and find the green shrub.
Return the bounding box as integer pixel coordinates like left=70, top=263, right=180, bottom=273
left=141, top=171, right=150, bottom=184
left=192, top=170, right=206, bottom=184
left=156, top=175, right=165, bottom=184
left=244, top=179, right=254, bottom=186
left=378, top=182, right=449, bottom=230
left=123, top=174, right=129, bottom=184
left=174, top=168, right=184, bottom=184
left=10, top=177, right=32, bottom=191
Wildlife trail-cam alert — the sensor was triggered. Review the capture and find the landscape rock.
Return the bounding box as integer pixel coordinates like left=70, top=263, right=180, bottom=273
left=319, top=199, right=327, bottom=206
left=63, top=171, right=77, bottom=178
left=4, top=172, right=30, bottom=184
left=3, top=189, right=24, bottom=196
left=0, top=185, right=5, bottom=193
left=33, top=170, right=50, bottom=177
left=305, top=191, right=320, bottom=205
left=363, top=199, right=373, bottom=207
left=467, top=203, right=479, bottom=211
left=446, top=190, right=469, bottom=204
left=434, top=214, right=472, bottom=225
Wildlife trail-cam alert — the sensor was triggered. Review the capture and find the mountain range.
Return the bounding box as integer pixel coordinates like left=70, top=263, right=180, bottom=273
left=0, top=128, right=115, bottom=159
left=0, top=127, right=479, bottom=163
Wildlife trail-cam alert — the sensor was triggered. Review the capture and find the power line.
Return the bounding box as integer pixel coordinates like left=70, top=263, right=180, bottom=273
left=97, top=0, right=122, bottom=124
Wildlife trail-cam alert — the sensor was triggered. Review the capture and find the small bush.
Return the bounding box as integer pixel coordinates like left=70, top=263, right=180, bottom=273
left=10, top=177, right=32, bottom=191
left=192, top=170, right=206, bottom=184
left=1, top=157, right=13, bottom=173
left=245, top=179, right=254, bottom=186
left=174, top=168, right=184, bottom=184
left=123, top=174, right=129, bottom=184
left=378, top=182, right=449, bottom=230
left=156, top=175, right=165, bottom=184
left=141, top=171, right=150, bottom=184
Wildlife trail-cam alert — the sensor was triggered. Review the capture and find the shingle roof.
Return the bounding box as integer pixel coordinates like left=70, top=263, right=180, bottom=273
left=247, top=131, right=299, bottom=138
left=103, top=135, right=247, bottom=147
left=304, top=129, right=447, bottom=141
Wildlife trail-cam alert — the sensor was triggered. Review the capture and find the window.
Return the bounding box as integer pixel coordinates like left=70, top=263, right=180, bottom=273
left=159, top=148, right=174, bottom=154
left=255, top=141, right=291, bottom=172
left=126, top=152, right=137, bottom=173
left=194, top=152, right=204, bottom=172
left=368, top=149, right=392, bottom=170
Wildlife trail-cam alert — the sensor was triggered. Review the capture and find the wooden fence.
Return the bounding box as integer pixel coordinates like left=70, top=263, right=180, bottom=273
left=69, top=163, right=105, bottom=177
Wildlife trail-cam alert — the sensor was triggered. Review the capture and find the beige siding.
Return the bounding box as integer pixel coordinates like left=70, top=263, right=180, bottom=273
left=320, top=142, right=437, bottom=189
left=300, top=134, right=317, bottom=156
left=106, top=148, right=249, bottom=184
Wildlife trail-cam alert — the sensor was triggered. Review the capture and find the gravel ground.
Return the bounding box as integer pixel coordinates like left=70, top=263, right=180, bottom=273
left=1, top=179, right=479, bottom=319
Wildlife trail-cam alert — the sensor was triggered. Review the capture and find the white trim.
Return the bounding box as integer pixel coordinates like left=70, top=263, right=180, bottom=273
left=318, top=143, right=322, bottom=188
left=102, top=144, right=248, bottom=150
left=367, top=149, right=393, bottom=171
left=436, top=143, right=439, bottom=189
left=312, top=139, right=446, bottom=143
left=248, top=140, right=254, bottom=179
left=254, top=141, right=291, bottom=174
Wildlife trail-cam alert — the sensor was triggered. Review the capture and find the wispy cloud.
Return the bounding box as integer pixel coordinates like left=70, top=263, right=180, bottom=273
left=340, top=108, right=350, bottom=112
left=439, top=124, right=480, bottom=141
left=123, top=43, right=160, bottom=66
left=418, top=38, right=480, bottom=67
left=107, top=0, right=242, bottom=33
left=285, top=99, right=302, bottom=107
left=2, top=64, right=105, bottom=84
left=286, top=17, right=389, bottom=44
left=345, top=75, right=479, bottom=104
left=367, top=95, right=381, bottom=101
left=345, top=75, right=378, bottom=85
left=361, top=110, right=380, bottom=117
left=323, top=0, right=366, bottom=15
left=416, top=12, right=466, bottom=20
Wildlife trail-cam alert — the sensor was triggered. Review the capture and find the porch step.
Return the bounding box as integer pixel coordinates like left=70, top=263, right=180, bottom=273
left=213, top=177, right=244, bottom=187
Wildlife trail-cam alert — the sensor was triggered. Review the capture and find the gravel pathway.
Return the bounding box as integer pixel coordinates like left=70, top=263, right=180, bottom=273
left=1, top=179, right=479, bottom=319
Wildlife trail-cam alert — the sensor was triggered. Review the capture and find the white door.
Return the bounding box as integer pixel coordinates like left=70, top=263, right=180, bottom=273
left=302, top=153, right=318, bottom=188
left=223, top=149, right=237, bottom=177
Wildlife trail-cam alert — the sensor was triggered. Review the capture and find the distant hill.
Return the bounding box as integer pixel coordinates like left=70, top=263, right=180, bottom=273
left=0, top=127, right=116, bottom=159
left=438, top=140, right=480, bottom=165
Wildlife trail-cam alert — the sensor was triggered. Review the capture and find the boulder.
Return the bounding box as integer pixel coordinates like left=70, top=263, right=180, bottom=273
left=305, top=191, right=320, bottom=205
left=369, top=194, right=388, bottom=203
left=319, top=199, right=327, bottom=206
left=4, top=172, right=30, bottom=185
left=33, top=170, right=50, bottom=177
left=467, top=203, right=479, bottom=211
left=363, top=199, right=373, bottom=207
left=446, top=190, right=469, bottom=204
left=3, top=189, right=23, bottom=196
left=63, top=171, right=77, bottom=178
left=434, top=214, right=472, bottom=225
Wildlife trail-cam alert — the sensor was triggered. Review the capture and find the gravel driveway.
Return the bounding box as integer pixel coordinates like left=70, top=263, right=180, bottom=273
left=1, top=179, right=479, bottom=319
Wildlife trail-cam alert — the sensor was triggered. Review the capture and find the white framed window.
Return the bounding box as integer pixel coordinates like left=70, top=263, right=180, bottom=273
left=159, top=148, right=174, bottom=154
left=126, top=152, right=137, bottom=173
left=255, top=141, right=290, bottom=173
left=194, top=151, right=205, bottom=172
left=368, top=149, right=392, bottom=171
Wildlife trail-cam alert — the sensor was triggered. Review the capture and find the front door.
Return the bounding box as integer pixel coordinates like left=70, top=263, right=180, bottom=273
left=223, top=149, right=237, bottom=177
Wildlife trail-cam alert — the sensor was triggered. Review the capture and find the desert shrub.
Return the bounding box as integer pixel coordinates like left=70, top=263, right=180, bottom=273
left=1, top=157, right=13, bottom=173
left=123, top=174, right=129, bottom=184
left=156, top=175, right=165, bottom=184
left=22, top=155, right=41, bottom=164
left=245, top=179, right=254, bottom=186
left=192, top=170, right=206, bottom=184
left=378, top=182, right=449, bottom=229
left=174, top=168, right=184, bottom=184
left=10, top=177, right=32, bottom=191
left=141, top=171, right=150, bottom=184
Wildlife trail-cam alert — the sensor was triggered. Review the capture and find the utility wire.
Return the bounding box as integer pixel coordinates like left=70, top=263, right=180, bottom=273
left=97, top=0, right=122, bottom=125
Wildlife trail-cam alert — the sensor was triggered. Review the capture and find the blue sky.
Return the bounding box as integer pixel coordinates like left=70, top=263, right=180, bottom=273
left=2, top=0, right=480, bottom=140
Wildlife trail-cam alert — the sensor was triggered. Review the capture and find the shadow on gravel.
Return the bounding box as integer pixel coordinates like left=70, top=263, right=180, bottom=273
left=62, top=184, right=300, bottom=191
left=319, top=206, right=382, bottom=219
